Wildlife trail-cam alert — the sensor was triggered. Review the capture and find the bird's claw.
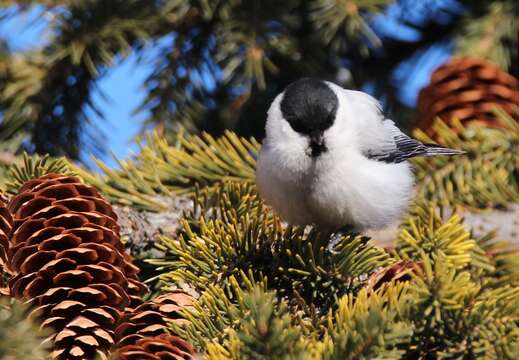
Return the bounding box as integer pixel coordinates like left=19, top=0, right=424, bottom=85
left=326, top=225, right=355, bottom=254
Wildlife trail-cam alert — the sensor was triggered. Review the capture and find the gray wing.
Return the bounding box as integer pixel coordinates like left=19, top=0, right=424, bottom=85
left=365, top=120, right=464, bottom=163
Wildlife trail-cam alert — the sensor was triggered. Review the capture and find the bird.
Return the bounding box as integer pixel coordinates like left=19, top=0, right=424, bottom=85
left=256, top=78, right=464, bottom=232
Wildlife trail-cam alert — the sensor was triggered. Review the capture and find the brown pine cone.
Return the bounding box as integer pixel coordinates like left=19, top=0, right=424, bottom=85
left=115, top=334, right=194, bottom=360
left=7, top=173, right=146, bottom=359
left=0, top=193, right=13, bottom=274
left=416, top=57, right=519, bottom=137
left=366, top=260, right=418, bottom=291
left=115, top=291, right=194, bottom=348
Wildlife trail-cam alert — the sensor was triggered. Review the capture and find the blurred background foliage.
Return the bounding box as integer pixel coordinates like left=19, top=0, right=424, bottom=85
left=0, top=0, right=517, bottom=162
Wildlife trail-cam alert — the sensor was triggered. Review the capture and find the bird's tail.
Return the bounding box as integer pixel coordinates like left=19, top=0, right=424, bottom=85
left=423, top=143, right=466, bottom=157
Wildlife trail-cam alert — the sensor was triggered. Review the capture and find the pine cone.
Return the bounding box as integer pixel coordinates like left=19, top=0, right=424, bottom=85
left=0, top=193, right=12, bottom=297
left=366, top=260, right=417, bottom=291
left=416, top=57, right=519, bottom=137
left=115, top=291, right=194, bottom=348
left=0, top=193, right=12, bottom=273
left=6, top=174, right=146, bottom=359
left=115, top=334, right=194, bottom=360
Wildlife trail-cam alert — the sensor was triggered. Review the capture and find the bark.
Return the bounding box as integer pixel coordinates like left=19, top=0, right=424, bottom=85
left=114, top=195, right=193, bottom=258
left=115, top=198, right=519, bottom=257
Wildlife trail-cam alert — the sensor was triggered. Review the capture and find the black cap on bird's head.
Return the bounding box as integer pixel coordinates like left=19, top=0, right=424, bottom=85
left=280, top=78, right=338, bottom=157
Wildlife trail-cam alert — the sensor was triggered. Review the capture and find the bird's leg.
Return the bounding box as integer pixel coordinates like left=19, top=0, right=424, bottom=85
left=326, top=224, right=356, bottom=254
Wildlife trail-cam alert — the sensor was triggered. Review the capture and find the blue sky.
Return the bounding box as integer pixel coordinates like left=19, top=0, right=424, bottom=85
left=0, top=2, right=460, bottom=169
left=87, top=55, right=149, bottom=168
left=0, top=6, right=149, bottom=168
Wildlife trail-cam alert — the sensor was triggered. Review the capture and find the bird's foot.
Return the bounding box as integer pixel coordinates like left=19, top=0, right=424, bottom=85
left=326, top=225, right=356, bottom=254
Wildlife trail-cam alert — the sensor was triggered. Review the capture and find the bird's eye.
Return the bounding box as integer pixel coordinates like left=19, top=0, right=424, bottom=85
left=291, top=122, right=306, bottom=134
left=285, top=114, right=306, bottom=133
left=324, top=113, right=335, bottom=128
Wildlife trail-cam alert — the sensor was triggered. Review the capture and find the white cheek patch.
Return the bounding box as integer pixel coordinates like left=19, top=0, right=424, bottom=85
left=321, top=92, right=359, bottom=154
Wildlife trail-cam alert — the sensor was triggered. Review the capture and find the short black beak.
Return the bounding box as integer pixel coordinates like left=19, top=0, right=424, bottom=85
left=309, top=132, right=327, bottom=157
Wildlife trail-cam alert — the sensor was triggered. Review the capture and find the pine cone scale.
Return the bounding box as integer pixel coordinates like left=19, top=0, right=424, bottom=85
left=0, top=194, right=13, bottom=276
left=416, top=57, right=519, bottom=136
left=114, top=291, right=195, bottom=358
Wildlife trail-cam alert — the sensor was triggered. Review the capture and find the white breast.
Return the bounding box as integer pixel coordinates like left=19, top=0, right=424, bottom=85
left=256, top=140, right=414, bottom=231
left=256, top=83, right=415, bottom=231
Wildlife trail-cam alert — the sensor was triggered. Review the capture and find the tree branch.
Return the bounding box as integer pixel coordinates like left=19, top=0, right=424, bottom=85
left=115, top=197, right=519, bottom=258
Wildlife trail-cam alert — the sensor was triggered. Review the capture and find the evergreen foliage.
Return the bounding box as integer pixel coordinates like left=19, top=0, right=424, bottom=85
left=0, top=299, right=50, bottom=359
left=395, top=205, right=490, bottom=270
left=161, top=198, right=519, bottom=358
left=4, top=152, right=74, bottom=195
left=73, top=131, right=259, bottom=211
left=150, top=181, right=391, bottom=314
left=412, top=112, right=519, bottom=209
left=316, top=286, right=409, bottom=360
left=456, top=1, right=519, bottom=70
left=76, top=111, right=518, bottom=212
left=1, top=0, right=518, bottom=158
left=0, top=128, right=516, bottom=358
left=206, top=287, right=311, bottom=360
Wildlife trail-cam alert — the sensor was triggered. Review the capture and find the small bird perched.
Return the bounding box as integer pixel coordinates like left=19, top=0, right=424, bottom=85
left=256, top=78, right=464, bottom=232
